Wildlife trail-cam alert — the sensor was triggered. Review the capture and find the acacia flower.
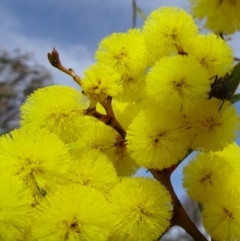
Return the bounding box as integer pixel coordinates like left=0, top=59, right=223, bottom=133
left=126, top=107, right=191, bottom=170
left=109, top=177, right=172, bottom=241
left=142, top=6, right=198, bottom=65
left=0, top=128, right=71, bottom=200
left=190, top=0, right=240, bottom=34
left=146, top=55, right=209, bottom=114
left=69, top=150, right=118, bottom=194
left=0, top=174, right=32, bottom=241
left=95, top=28, right=148, bottom=77
left=106, top=140, right=139, bottom=177
left=215, top=142, right=240, bottom=170
left=187, top=99, right=239, bottom=151
left=32, top=185, right=112, bottom=241
left=214, top=143, right=240, bottom=189
left=182, top=152, right=233, bottom=203
left=69, top=121, right=116, bottom=159
left=116, top=72, right=147, bottom=102
left=20, top=85, right=87, bottom=143
left=81, top=63, right=122, bottom=103
left=186, top=33, right=233, bottom=77
left=202, top=191, right=240, bottom=241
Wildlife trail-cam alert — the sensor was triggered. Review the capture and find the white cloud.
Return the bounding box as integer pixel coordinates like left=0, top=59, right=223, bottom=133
left=0, top=3, right=94, bottom=88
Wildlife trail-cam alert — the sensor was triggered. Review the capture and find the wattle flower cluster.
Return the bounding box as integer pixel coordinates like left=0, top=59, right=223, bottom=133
left=0, top=5, right=240, bottom=241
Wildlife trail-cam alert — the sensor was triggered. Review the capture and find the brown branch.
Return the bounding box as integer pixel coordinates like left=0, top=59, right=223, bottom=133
left=150, top=169, right=208, bottom=241
left=47, top=48, right=82, bottom=86
left=84, top=106, right=126, bottom=139
left=234, top=57, right=240, bottom=62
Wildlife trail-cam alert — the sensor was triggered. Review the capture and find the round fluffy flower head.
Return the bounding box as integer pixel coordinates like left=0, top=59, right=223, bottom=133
left=95, top=28, right=148, bottom=77
left=111, top=100, right=141, bottom=130
left=32, top=185, right=112, bottom=241
left=188, top=99, right=239, bottom=151
left=106, top=138, right=139, bottom=177
left=126, top=107, right=191, bottom=170
left=143, top=6, right=198, bottom=65
left=20, top=85, right=87, bottom=143
left=0, top=128, right=71, bottom=199
left=109, top=177, right=172, bottom=241
left=0, top=174, right=32, bottom=241
left=215, top=142, right=240, bottom=170
left=81, top=63, right=122, bottom=103
left=190, top=0, right=240, bottom=34
left=70, top=150, right=118, bottom=194
left=182, top=152, right=233, bottom=203
left=213, top=143, right=240, bottom=189
left=186, top=33, right=233, bottom=77
left=202, top=191, right=240, bottom=241
left=117, top=72, right=147, bottom=102
left=69, top=121, right=116, bottom=159
left=146, top=55, right=209, bottom=114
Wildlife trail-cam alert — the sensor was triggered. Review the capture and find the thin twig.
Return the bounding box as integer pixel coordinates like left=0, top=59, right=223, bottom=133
left=84, top=106, right=126, bottom=139
left=47, top=48, right=82, bottom=86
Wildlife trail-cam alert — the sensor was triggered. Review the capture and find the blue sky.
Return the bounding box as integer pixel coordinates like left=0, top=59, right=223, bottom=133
left=0, top=0, right=190, bottom=86
left=1, top=0, right=240, bottom=205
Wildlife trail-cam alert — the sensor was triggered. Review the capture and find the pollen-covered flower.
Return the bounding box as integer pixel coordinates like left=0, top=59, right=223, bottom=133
left=109, top=177, right=172, bottom=241
left=189, top=0, right=240, bottom=34
left=69, top=121, right=116, bottom=159
left=105, top=139, right=139, bottom=177
left=20, top=85, right=87, bottom=143
left=146, top=55, right=209, bottom=114
left=213, top=143, right=240, bottom=189
left=126, top=107, right=191, bottom=170
left=112, top=100, right=141, bottom=130
left=215, top=142, right=240, bottom=170
left=32, top=185, right=112, bottom=241
left=81, top=63, right=122, bottom=103
left=143, top=6, right=198, bottom=64
left=182, top=152, right=233, bottom=203
left=0, top=174, right=32, bottom=241
left=95, top=28, right=148, bottom=77
left=188, top=99, right=239, bottom=151
left=186, top=33, right=233, bottom=77
left=202, top=191, right=240, bottom=241
left=69, top=150, right=118, bottom=194
left=117, top=72, right=147, bottom=102
left=0, top=128, right=71, bottom=199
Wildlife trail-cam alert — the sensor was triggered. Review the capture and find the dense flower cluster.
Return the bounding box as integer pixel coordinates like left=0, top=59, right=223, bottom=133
left=0, top=5, right=240, bottom=241
left=189, top=0, right=240, bottom=34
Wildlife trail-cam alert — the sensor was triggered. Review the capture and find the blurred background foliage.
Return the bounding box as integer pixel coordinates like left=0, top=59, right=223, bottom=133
left=0, top=48, right=53, bottom=135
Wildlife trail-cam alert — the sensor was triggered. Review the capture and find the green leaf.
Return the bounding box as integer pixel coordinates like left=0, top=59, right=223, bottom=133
left=231, top=93, right=240, bottom=104
left=229, top=62, right=240, bottom=97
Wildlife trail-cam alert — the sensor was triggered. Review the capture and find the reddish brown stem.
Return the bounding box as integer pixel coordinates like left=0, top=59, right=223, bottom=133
left=47, top=48, right=82, bottom=86
left=150, top=169, right=208, bottom=241
left=84, top=106, right=126, bottom=139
